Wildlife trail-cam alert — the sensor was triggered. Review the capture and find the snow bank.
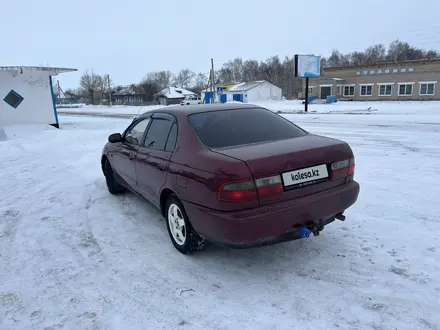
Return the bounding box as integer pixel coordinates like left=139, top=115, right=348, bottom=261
left=57, top=104, right=176, bottom=116
left=251, top=99, right=440, bottom=115
left=57, top=100, right=440, bottom=117
left=0, top=124, right=58, bottom=141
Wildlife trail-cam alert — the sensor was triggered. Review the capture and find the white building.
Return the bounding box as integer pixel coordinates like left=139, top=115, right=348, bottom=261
left=200, top=80, right=283, bottom=104
left=0, top=66, right=77, bottom=128
left=155, top=86, right=195, bottom=106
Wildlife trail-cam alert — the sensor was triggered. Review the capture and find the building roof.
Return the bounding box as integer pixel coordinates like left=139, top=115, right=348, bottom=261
left=0, top=66, right=77, bottom=75
left=324, top=59, right=440, bottom=71
left=201, top=80, right=269, bottom=93
left=155, top=87, right=195, bottom=99
left=227, top=80, right=266, bottom=92
left=113, top=85, right=138, bottom=96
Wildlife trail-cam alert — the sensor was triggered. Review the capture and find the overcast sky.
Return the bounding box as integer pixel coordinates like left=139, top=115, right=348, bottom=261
left=2, top=0, right=439, bottom=89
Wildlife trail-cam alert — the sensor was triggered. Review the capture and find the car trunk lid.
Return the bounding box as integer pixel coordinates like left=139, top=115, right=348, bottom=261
left=211, top=134, right=354, bottom=206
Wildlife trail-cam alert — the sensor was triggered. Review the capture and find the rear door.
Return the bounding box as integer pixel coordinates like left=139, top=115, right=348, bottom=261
left=111, top=117, right=151, bottom=188
left=135, top=113, right=177, bottom=207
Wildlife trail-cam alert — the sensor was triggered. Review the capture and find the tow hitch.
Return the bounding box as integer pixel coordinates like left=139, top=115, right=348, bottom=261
left=309, top=218, right=325, bottom=236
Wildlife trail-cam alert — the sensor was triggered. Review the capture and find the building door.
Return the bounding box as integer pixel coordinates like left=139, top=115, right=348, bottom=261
left=320, top=86, right=332, bottom=99
left=205, top=92, right=211, bottom=104
left=233, top=94, right=243, bottom=102
left=220, top=94, right=227, bottom=103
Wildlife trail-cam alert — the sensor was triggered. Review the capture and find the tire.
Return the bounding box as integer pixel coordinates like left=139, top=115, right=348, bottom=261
left=104, top=159, right=126, bottom=194
left=165, top=195, right=205, bottom=254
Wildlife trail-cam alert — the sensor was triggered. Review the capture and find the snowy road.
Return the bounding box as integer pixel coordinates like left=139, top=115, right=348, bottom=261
left=1, top=111, right=440, bottom=330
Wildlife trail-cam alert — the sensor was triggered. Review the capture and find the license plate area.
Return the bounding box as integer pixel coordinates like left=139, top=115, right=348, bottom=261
left=281, top=164, right=329, bottom=189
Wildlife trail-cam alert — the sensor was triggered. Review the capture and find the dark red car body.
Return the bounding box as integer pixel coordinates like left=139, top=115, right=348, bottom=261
left=101, top=103, right=360, bottom=248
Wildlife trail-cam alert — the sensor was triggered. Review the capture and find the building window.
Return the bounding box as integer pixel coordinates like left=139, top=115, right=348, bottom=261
left=379, top=84, right=392, bottom=96
left=343, top=86, right=355, bottom=96
left=419, top=83, right=435, bottom=96
left=308, top=88, right=313, bottom=94
left=3, top=90, right=24, bottom=108
left=360, top=85, right=372, bottom=96
left=398, top=84, right=413, bottom=96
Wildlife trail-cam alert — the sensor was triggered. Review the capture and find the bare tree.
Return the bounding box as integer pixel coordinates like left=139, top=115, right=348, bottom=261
left=144, top=71, right=174, bottom=90
left=193, top=73, right=208, bottom=93
left=350, top=52, right=366, bottom=66
left=174, top=68, right=196, bottom=89
left=242, top=60, right=260, bottom=81
left=327, top=49, right=343, bottom=67
left=79, top=70, right=105, bottom=104
left=64, top=89, right=79, bottom=99
left=321, top=40, right=439, bottom=68
left=424, top=50, right=440, bottom=60
left=363, top=44, right=386, bottom=64
left=138, top=78, right=160, bottom=101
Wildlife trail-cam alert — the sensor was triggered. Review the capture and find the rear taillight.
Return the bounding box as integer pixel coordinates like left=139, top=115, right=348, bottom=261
left=346, top=158, right=355, bottom=182
left=330, top=158, right=355, bottom=180
left=330, top=159, right=350, bottom=179
left=218, top=175, right=283, bottom=203
left=218, top=180, right=257, bottom=202
left=255, top=175, right=283, bottom=198
left=348, top=158, right=355, bottom=175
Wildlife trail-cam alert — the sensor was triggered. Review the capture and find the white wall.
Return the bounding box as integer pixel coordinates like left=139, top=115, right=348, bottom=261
left=245, top=82, right=283, bottom=102
left=201, top=82, right=283, bottom=103
left=0, top=70, right=57, bottom=126
left=221, top=82, right=283, bottom=103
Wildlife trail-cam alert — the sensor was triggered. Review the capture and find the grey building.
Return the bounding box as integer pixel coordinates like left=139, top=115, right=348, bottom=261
left=300, top=59, right=440, bottom=101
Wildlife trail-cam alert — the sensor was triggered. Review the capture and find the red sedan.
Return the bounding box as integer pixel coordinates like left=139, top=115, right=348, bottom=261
left=101, top=103, right=360, bottom=254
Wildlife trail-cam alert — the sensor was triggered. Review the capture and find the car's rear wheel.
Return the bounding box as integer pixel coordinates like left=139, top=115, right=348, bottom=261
left=104, top=159, right=126, bottom=194
left=165, top=195, right=204, bottom=254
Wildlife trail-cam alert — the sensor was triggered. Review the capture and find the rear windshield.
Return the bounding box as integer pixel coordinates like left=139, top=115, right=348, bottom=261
left=188, top=108, right=306, bottom=148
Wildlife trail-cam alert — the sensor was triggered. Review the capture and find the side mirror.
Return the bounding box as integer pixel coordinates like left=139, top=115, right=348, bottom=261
left=108, top=133, right=122, bottom=143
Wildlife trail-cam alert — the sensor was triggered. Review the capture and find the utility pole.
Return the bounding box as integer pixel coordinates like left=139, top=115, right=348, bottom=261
left=209, top=70, right=213, bottom=104
left=107, top=74, right=112, bottom=107
left=211, top=58, right=215, bottom=103
left=304, top=77, right=309, bottom=113
left=57, top=80, right=61, bottom=98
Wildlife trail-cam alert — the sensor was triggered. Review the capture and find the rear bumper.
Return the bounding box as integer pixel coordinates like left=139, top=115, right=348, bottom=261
left=183, top=181, right=360, bottom=248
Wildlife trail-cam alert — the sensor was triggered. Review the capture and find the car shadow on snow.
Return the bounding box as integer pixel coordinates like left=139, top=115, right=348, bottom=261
left=200, top=232, right=342, bottom=266
left=107, top=190, right=353, bottom=276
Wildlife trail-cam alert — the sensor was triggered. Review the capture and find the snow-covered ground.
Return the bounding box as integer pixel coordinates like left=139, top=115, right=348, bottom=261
left=1, top=102, right=440, bottom=329
left=56, top=99, right=440, bottom=116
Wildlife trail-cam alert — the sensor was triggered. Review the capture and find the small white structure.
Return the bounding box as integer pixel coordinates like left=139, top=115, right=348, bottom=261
left=155, top=87, right=196, bottom=106
left=0, top=66, right=77, bottom=128
left=200, top=80, right=283, bottom=104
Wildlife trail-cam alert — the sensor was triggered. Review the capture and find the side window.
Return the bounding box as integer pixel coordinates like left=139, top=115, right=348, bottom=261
left=144, top=118, right=173, bottom=151
left=124, top=118, right=150, bottom=145
left=165, top=123, right=178, bottom=152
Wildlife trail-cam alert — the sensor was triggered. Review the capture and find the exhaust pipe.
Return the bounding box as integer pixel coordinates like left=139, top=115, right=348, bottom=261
left=335, top=213, right=346, bottom=221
